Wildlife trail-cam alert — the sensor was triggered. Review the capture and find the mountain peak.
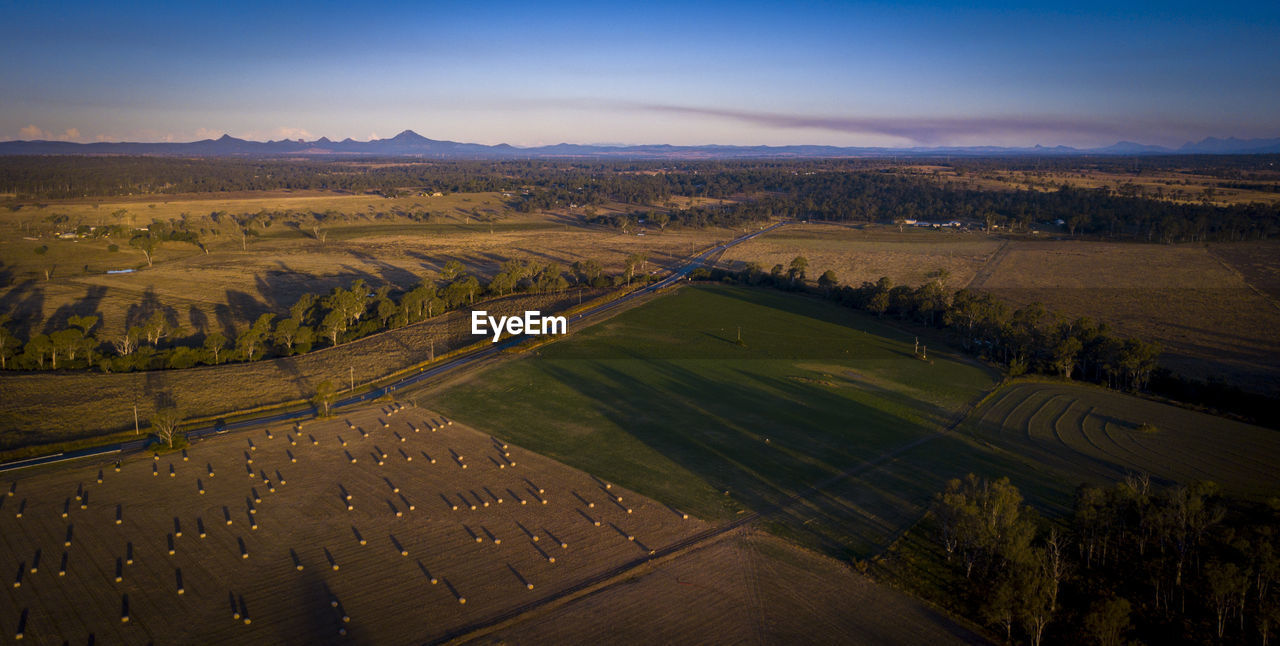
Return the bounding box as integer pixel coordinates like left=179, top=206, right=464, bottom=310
left=390, top=129, right=428, bottom=142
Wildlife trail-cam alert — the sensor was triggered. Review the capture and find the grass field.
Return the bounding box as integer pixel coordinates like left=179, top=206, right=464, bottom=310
left=426, top=286, right=1003, bottom=558
left=961, top=380, right=1280, bottom=498
left=717, top=223, right=1002, bottom=288
left=424, top=286, right=1280, bottom=562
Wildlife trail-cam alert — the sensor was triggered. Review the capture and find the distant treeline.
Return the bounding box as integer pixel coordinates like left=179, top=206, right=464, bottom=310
left=0, top=256, right=655, bottom=373
left=951, top=153, right=1280, bottom=180
left=4, top=157, right=1278, bottom=242
left=694, top=263, right=1280, bottom=428
left=927, top=473, right=1280, bottom=646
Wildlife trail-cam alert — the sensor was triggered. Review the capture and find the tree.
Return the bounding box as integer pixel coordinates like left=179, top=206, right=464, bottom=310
left=1082, top=596, right=1131, bottom=646
left=0, top=318, right=17, bottom=369
left=67, top=314, right=98, bottom=337
left=23, top=334, right=54, bottom=369
left=202, top=332, right=227, bottom=364
left=320, top=310, right=347, bottom=346
left=142, top=310, right=172, bottom=346
left=50, top=328, right=83, bottom=366
left=980, top=572, right=1018, bottom=643
left=312, top=380, right=338, bottom=417
left=112, top=327, right=141, bottom=356
left=150, top=407, right=183, bottom=448
left=235, top=313, right=274, bottom=361
left=1205, top=560, right=1246, bottom=640
left=441, top=260, right=464, bottom=281
left=817, top=270, right=839, bottom=294
left=273, top=318, right=300, bottom=354
left=129, top=234, right=157, bottom=267
left=787, top=256, right=809, bottom=284
left=651, top=211, right=670, bottom=231
left=624, top=253, right=648, bottom=285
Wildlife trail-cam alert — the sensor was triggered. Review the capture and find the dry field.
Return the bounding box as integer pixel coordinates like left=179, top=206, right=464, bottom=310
left=1209, top=241, right=1280, bottom=302
left=0, top=291, right=590, bottom=447
left=971, top=240, right=1280, bottom=393
left=487, top=529, right=987, bottom=645
left=909, top=165, right=1280, bottom=207
left=0, top=403, right=707, bottom=644
left=0, top=192, right=731, bottom=342
left=717, top=223, right=1003, bottom=288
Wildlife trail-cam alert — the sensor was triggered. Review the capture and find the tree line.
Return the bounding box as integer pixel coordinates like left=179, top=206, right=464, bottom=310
left=0, top=257, right=653, bottom=373
left=6, top=157, right=1277, bottom=243
left=695, top=262, right=1279, bottom=427
left=699, top=261, right=1161, bottom=394
left=929, top=473, right=1280, bottom=645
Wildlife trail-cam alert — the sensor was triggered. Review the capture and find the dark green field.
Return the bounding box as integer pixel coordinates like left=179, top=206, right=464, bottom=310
left=425, top=286, right=1280, bottom=560
left=962, top=380, right=1280, bottom=498
left=428, top=286, right=1002, bottom=557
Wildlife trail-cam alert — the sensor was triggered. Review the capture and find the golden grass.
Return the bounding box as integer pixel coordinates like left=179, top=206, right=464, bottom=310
left=1, top=196, right=734, bottom=339
left=978, top=240, right=1280, bottom=393
left=717, top=223, right=1003, bottom=288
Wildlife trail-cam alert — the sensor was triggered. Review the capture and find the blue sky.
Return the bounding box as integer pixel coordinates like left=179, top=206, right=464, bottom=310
left=2, top=0, right=1277, bottom=147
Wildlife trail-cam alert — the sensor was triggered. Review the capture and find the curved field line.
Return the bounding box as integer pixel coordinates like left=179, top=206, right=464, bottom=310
left=1025, top=392, right=1069, bottom=448
left=1065, top=403, right=1111, bottom=460
left=967, top=386, right=1024, bottom=442
left=1055, top=400, right=1103, bottom=461
left=1044, top=394, right=1076, bottom=448
left=1079, top=406, right=1133, bottom=462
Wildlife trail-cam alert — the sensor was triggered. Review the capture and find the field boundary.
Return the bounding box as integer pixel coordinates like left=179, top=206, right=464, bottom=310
left=963, top=238, right=1010, bottom=289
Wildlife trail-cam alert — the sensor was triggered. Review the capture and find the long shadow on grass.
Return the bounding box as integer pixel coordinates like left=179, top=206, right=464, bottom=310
left=537, top=357, right=961, bottom=558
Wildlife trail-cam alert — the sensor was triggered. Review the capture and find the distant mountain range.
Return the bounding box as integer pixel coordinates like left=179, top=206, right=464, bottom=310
left=1, top=130, right=1278, bottom=158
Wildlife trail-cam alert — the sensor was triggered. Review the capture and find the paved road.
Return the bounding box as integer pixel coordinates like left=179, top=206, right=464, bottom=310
left=0, top=222, right=786, bottom=473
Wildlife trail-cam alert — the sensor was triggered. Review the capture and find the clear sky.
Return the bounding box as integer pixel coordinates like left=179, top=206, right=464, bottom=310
left=2, top=0, right=1278, bottom=148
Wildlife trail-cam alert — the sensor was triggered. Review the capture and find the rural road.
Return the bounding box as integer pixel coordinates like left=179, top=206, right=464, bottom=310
left=0, top=221, right=787, bottom=473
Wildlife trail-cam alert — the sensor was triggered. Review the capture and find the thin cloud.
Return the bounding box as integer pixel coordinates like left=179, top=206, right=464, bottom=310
left=18, top=125, right=84, bottom=142
left=634, top=104, right=1170, bottom=146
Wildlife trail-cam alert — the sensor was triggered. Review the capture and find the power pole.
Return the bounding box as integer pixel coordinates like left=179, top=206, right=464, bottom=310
left=349, top=365, right=354, bottom=391
left=133, top=404, right=139, bottom=435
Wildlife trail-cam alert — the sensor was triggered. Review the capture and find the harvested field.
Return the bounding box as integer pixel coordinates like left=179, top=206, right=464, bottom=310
left=717, top=223, right=1002, bottom=289
left=490, top=529, right=988, bottom=645
left=0, top=403, right=706, bottom=644
left=0, top=290, right=589, bottom=447
left=1209, top=241, right=1280, bottom=302
left=974, top=240, right=1280, bottom=393
left=963, top=381, right=1280, bottom=498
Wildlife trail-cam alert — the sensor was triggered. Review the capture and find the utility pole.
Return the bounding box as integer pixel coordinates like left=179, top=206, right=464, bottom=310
left=349, top=365, right=354, bottom=391
left=133, top=404, right=139, bottom=435
left=430, top=337, right=435, bottom=362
